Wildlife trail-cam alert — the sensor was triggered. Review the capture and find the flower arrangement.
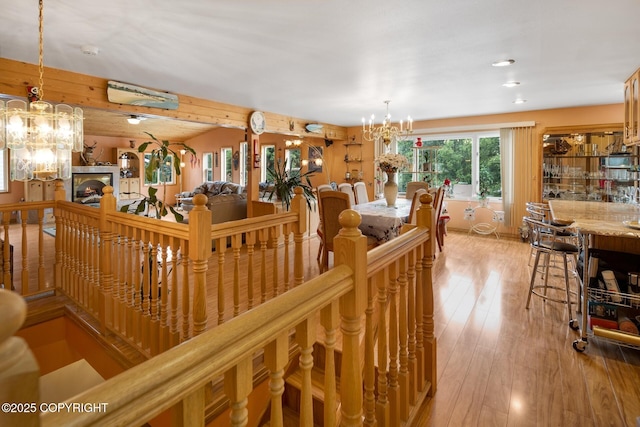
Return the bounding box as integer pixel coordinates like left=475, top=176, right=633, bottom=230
left=443, top=178, right=451, bottom=187
left=376, top=152, right=410, bottom=173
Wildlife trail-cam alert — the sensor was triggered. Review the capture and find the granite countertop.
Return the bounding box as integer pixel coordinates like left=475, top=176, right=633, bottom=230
left=548, top=200, right=640, bottom=237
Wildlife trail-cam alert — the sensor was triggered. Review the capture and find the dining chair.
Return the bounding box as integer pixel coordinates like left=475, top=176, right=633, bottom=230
left=407, top=188, right=428, bottom=225
left=405, top=181, right=430, bottom=201
left=523, top=215, right=580, bottom=329
left=315, top=184, right=334, bottom=261
left=338, top=183, right=356, bottom=206
left=318, top=191, right=376, bottom=271
left=353, top=181, right=369, bottom=204
left=433, top=186, right=444, bottom=252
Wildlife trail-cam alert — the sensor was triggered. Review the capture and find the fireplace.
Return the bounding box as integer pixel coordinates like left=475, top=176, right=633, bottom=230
left=65, top=166, right=120, bottom=204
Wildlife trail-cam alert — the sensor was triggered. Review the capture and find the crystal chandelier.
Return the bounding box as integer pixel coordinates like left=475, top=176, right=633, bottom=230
left=361, top=100, right=412, bottom=146
left=0, top=0, right=83, bottom=181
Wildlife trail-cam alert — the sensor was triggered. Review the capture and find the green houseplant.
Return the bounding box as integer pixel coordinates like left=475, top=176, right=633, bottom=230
left=121, top=132, right=195, bottom=221
left=266, top=157, right=316, bottom=211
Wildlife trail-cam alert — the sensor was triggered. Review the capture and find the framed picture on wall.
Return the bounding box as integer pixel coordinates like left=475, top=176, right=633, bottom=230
left=308, top=146, right=323, bottom=173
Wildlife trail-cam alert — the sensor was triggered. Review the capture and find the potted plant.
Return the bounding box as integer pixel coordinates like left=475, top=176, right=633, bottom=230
left=266, top=157, right=316, bottom=211
left=121, top=132, right=195, bottom=221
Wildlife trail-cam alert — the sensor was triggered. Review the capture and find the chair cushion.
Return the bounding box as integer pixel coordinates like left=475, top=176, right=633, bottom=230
left=537, top=240, right=579, bottom=254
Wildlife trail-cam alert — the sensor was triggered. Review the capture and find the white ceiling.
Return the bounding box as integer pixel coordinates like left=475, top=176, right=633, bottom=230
left=1, top=0, right=639, bottom=128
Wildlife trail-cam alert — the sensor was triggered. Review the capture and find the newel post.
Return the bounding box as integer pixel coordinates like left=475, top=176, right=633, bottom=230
left=415, top=193, right=437, bottom=395
left=53, top=180, right=66, bottom=291
left=0, top=289, right=39, bottom=427
left=290, top=187, right=307, bottom=286
left=99, top=185, right=117, bottom=334
left=189, top=194, right=211, bottom=335
left=334, top=209, right=367, bottom=426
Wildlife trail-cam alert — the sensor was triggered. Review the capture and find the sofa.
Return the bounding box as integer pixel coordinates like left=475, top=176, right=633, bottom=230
left=179, top=181, right=247, bottom=224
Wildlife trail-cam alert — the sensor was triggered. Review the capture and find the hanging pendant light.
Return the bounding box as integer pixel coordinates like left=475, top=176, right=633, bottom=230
left=0, top=0, right=83, bottom=181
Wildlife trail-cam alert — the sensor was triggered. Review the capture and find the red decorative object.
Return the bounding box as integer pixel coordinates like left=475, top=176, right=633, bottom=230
left=415, top=137, right=423, bottom=147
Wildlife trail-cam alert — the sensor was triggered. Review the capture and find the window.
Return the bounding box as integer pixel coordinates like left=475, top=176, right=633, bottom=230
left=202, top=152, right=213, bottom=181
left=407, top=131, right=501, bottom=198
left=143, top=153, right=175, bottom=185
left=221, top=147, right=233, bottom=182
left=239, top=142, right=247, bottom=186
left=260, top=145, right=275, bottom=182
left=285, top=148, right=301, bottom=177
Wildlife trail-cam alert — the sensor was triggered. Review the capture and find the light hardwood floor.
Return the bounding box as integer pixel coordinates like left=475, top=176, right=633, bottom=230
left=16, top=224, right=640, bottom=426
left=411, top=231, right=640, bottom=427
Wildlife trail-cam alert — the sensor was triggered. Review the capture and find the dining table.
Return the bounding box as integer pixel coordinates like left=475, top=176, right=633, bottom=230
left=352, top=197, right=412, bottom=242
left=548, top=199, right=640, bottom=352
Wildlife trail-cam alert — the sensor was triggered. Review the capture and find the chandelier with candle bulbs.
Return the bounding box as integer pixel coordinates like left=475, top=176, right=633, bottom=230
left=361, top=100, right=412, bottom=146
left=0, top=0, right=83, bottom=182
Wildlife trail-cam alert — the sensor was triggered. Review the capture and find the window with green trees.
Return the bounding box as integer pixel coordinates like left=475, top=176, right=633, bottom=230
left=395, top=132, right=501, bottom=198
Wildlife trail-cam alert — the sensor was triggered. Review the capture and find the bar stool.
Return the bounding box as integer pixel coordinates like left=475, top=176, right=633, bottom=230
left=523, top=216, right=580, bottom=330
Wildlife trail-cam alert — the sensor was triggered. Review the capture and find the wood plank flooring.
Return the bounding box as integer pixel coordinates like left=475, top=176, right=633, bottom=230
left=411, top=231, right=640, bottom=427
left=16, top=222, right=640, bottom=426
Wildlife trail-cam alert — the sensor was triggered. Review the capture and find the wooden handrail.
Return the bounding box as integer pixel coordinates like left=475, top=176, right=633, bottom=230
left=41, top=265, right=355, bottom=427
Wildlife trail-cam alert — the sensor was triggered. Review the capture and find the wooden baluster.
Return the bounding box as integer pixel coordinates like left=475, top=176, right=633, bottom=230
left=132, top=235, right=142, bottom=344
left=140, top=234, right=151, bottom=350
left=246, top=231, right=255, bottom=309
left=334, top=209, right=367, bottom=427
left=407, top=247, right=418, bottom=404
left=295, top=318, right=316, bottom=426
left=160, top=241, right=169, bottom=325
left=0, top=290, right=39, bottom=427
left=99, top=186, right=116, bottom=333
left=126, top=231, right=136, bottom=340
left=217, top=237, right=227, bottom=324
left=388, top=260, right=400, bottom=426
left=189, top=194, right=211, bottom=336
left=169, top=237, right=180, bottom=348
left=53, top=181, right=65, bottom=292
left=282, top=223, right=291, bottom=291
left=364, top=276, right=376, bottom=426
left=232, top=234, right=242, bottom=317
left=172, top=386, right=205, bottom=427
left=376, top=269, right=390, bottom=426
left=181, top=248, right=190, bottom=341
left=271, top=226, right=280, bottom=297
left=224, top=357, right=253, bottom=427
left=37, top=209, right=45, bottom=292
left=1, top=214, right=11, bottom=291
left=149, top=242, right=161, bottom=356
left=398, top=254, right=410, bottom=421
left=414, top=244, right=425, bottom=391
left=321, top=301, right=339, bottom=427
left=264, top=332, right=288, bottom=427
left=20, top=213, right=28, bottom=295
left=417, top=193, right=436, bottom=395
left=291, top=188, right=307, bottom=286
left=259, top=228, right=268, bottom=302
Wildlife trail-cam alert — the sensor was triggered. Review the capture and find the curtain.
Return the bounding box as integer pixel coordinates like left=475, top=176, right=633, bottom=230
left=500, top=125, right=537, bottom=231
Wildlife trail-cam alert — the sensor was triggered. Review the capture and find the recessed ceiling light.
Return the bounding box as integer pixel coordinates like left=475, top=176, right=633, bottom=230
left=502, top=81, right=520, bottom=88
left=492, top=59, right=515, bottom=67
left=513, top=98, right=527, bottom=104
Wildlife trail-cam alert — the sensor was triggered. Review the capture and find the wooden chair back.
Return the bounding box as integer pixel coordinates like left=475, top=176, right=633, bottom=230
left=406, top=181, right=429, bottom=201
left=319, top=191, right=351, bottom=252
left=408, top=188, right=428, bottom=225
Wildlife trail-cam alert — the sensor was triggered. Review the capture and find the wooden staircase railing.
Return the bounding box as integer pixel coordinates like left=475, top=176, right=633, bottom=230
left=1, top=189, right=436, bottom=426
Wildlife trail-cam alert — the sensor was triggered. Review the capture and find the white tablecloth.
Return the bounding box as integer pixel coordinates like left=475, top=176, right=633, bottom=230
left=352, top=198, right=411, bottom=242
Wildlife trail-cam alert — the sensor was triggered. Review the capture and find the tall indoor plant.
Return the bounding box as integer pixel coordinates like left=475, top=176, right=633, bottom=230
left=122, top=132, right=195, bottom=221
left=266, top=157, right=316, bottom=211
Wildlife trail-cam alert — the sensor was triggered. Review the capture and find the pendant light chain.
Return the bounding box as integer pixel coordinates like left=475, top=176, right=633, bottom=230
left=38, top=0, right=44, bottom=100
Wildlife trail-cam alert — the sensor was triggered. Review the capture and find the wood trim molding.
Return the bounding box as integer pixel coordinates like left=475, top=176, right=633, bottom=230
left=0, top=58, right=347, bottom=141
